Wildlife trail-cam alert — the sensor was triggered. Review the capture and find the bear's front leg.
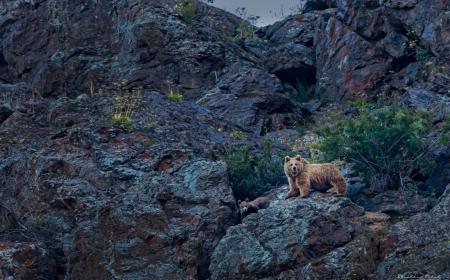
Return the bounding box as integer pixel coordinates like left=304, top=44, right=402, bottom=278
left=296, top=177, right=310, bottom=198
left=285, top=177, right=299, bottom=199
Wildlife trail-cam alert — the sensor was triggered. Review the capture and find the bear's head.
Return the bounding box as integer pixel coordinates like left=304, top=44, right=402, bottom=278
left=238, top=198, right=258, bottom=218
left=284, top=155, right=309, bottom=177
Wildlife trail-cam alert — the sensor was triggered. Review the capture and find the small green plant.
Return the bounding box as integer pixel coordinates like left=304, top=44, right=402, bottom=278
left=110, top=85, right=142, bottom=131
left=224, top=140, right=285, bottom=200
left=167, top=89, right=183, bottom=103
left=406, top=30, right=433, bottom=61
left=231, top=7, right=259, bottom=42
left=318, top=104, right=434, bottom=189
left=111, top=114, right=135, bottom=131
left=174, top=0, right=196, bottom=22
left=230, top=130, right=246, bottom=140
left=234, top=21, right=254, bottom=41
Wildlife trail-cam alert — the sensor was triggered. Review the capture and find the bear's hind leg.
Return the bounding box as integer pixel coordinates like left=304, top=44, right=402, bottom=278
left=331, top=177, right=347, bottom=196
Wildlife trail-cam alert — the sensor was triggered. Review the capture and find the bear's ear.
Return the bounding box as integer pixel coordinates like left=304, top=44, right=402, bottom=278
left=285, top=156, right=291, bottom=163
left=245, top=198, right=250, bottom=202
left=295, top=155, right=302, bottom=160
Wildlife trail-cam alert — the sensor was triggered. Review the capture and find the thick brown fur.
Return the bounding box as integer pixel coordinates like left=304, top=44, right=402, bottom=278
left=238, top=197, right=270, bottom=218
left=284, top=155, right=347, bottom=199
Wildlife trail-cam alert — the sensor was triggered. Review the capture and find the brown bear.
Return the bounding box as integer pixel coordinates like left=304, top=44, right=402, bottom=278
left=238, top=197, right=270, bottom=218
left=284, top=155, right=347, bottom=199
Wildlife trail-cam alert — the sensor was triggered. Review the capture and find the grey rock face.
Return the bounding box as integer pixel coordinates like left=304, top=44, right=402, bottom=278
left=402, top=88, right=450, bottom=122
left=198, top=66, right=300, bottom=134
left=375, top=185, right=450, bottom=280
left=210, top=186, right=390, bottom=279
left=0, top=0, right=449, bottom=279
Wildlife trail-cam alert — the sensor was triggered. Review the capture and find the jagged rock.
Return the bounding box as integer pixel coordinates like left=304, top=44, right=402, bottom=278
left=261, top=11, right=333, bottom=46
left=198, top=66, right=300, bottom=134
left=0, top=0, right=244, bottom=99
left=0, top=88, right=243, bottom=279
left=0, top=104, right=13, bottom=124
left=426, top=147, right=450, bottom=195
left=264, top=43, right=316, bottom=87
left=210, top=186, right=390, bottom=279
left=301, top=0, right=337, bottom=13
left=375, top=184, right=450, bottom=279
left=1, top=0, right=449, bottom=279
left=402, top=88, right=450, bottom=122
left=385, top=0, right=418, bottom=9
left=0, top=242, right=57, bottom=280
left=352, top=190, right=437, bottom=220
left=315, top=16, right=391, bottom=101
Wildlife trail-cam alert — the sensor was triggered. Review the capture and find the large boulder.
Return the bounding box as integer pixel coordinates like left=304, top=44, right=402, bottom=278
left=401, top=88, right=450, bottom=122
left=0, top=242, right=57, bottom=280
left=209, top=186, right=390, bottom=279
left=315, top=16, right=391, bottom=101
left=375, top=184, right=450, bottom=279
left=198, top=66, right=301, bottom=134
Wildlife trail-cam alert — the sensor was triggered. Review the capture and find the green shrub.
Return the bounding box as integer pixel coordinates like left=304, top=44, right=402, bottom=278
left=167, top=90, right=183, bottom=103
left=224, top=140, right=285, bottom=200
left=174, top=0, right=196, bottom=22
left=318, top=104, right=434, bottom=189
left=111, top=114, right=135, bottom=131
left=230, top=130, right=246, bottom=140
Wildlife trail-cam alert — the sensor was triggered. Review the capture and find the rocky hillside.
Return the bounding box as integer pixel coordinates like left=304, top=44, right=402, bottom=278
left=0, top=0, right=449, bottom=279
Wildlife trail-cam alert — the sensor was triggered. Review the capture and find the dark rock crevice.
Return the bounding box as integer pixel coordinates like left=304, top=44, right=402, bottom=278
left=274, top=66, right=316, bottom=90
left=390, top=53, right=417, bottom=72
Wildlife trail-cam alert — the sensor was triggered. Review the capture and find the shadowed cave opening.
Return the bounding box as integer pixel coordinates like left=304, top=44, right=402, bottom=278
left=0, top=52, right=7, bottom=67
left=391, top=54, right=417, bottom=72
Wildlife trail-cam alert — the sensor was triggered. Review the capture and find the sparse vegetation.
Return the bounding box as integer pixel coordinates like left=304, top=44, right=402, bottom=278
left=232, top=7, right=259, bottom=42
left=318, top=103, right=435, bottom=189
left=224, top=140, right=285, bottom=200
left=233, top=21, right=255, bottom=41
left=174, top=0, right=196, bottom=22
left=145, top=138, right=157, bottom=147
left=167, top=89, right=184, bottom=103
left=110, top=84, right=142, bottom=131
left=230, top=130, right=246, bottom=140
left=406, top=30, right=433, bottom=61
left=111, top=114, right=135, bottom=131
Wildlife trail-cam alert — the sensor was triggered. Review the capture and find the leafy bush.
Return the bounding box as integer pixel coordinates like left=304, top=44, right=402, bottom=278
left=174, top=0, right=196, bottom=22
left=318, top=104, right=434, bottom=189
left=224, top=140, right=285, bottom=200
